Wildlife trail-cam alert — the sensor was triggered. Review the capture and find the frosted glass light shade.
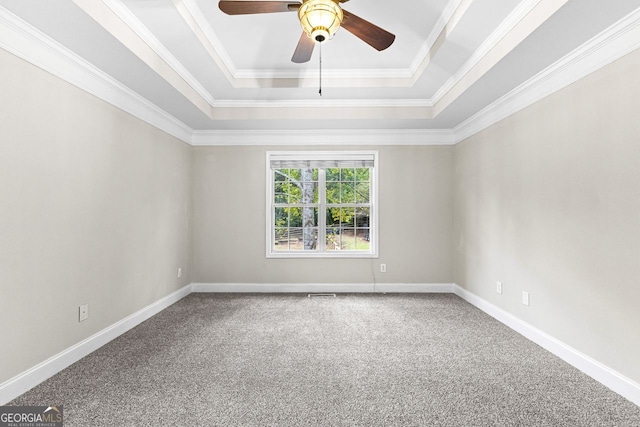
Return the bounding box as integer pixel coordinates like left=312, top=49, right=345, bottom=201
left=298, top=0, right=343, bottom=42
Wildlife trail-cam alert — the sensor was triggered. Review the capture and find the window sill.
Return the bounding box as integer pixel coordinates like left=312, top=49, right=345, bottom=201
left=266, top=251, right=379, bottom=259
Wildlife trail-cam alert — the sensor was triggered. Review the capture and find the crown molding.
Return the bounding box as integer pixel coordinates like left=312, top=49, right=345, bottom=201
left=430, top=0, right=541, bottom=105
left=453, top=6, right=640, bottom=143
left=174, top=0, right=238, bottom=82
left=0, top=5, right=193, bottom=144
left=191, top=129, right=456, bottom=146
left=101, top=0, right=217, bottom=106
left=71, top=0, right=215, bottom=119
left=408, top=0, right=471, bottom=81
left=2, top=3, right=639, bottom=147
left=211, top=98, right=433, bottom=109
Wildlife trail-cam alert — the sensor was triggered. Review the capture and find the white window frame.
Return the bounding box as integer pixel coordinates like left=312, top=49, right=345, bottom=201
left=266, top=151, right=379, bottom=258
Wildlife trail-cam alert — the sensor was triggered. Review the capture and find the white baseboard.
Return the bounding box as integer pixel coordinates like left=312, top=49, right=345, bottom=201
left=452, top=284, right=640, bottom=407
left=191, top=282, right=454, bottom=293
left=3, top=282, right=638, bottom=409
left=0, top=284, right=192, bottom=405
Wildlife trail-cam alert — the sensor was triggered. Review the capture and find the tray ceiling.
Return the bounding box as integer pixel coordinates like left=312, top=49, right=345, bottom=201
left=1, top=0, right=639, bottom=135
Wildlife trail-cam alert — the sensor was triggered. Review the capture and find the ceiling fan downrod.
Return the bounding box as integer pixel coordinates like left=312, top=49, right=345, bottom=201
left=319, top=41, right=322, bottom=96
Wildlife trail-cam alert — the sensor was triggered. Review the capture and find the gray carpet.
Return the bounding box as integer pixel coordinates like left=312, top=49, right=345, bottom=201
left=10, top=293, right=640, bottom=426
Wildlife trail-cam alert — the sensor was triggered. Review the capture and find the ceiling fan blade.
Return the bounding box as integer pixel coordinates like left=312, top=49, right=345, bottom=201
left=341, top=9, right=395, bottom=51
left=291, top=32, right=315, bottom=63
left=219, top=1, right=300, bottom=15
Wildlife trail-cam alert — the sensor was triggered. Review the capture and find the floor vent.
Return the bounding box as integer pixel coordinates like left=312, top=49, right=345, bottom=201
left=307, top=293, right=337, bottom=298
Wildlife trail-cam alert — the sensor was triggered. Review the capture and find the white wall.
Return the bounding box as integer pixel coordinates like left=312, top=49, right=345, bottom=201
left=453, top=49, right=640, bottom=384
left=191, top=145, right=454, bottom=285
left=0, top=49, right=192, bottom=385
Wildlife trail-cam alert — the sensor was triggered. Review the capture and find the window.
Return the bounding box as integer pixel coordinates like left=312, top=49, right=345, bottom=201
left=266, top=151, right=378, bottom=258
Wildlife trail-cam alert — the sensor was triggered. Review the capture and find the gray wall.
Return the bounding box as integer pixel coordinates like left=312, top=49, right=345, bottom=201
left=3, top=32, right=639, bottom=394
left=0, top=49, right=192, bottom=385
left=191, top=145, right=454, bottom=284
left=453, top=49, right=640, bottom=383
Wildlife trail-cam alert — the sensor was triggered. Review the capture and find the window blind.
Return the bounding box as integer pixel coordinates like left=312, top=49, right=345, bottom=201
left=269, top=153, right=375, bottom=170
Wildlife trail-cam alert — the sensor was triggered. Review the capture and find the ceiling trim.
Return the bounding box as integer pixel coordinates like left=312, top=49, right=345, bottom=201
left=70, top=0, right=557, bottom=117
left=0, top=4, right=193, bottom=143
left=407, top=0, right=472, bottom=83
left=433, top=0, right=568, bottom=116
left=101, top=0, right=216, bottom=106
left=454, top=6, right=640, bottom=143
left=212, top=99, right=433, bottom=109
left=191, top=129, right=456, bottom=146
left=173, top=0, right=236, bottom=83
left=135, top=0, right=551, bottom=113
left=430, top=0, right=540, bottom=106
left=71, top=0, right=215, bottom=118
left=2, top=4, right=638, bottom=147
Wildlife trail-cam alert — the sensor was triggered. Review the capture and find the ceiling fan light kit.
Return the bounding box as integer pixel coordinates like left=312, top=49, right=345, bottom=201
left=298, top=0, right=344, bottom=43
left=218, top=0, right=395, bottom=63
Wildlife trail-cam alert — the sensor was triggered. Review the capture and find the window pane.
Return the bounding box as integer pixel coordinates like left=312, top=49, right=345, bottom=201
left=274, top=228, right=289, bottom=251
left=355, top=182, right=369, bottom=203
left=301, top=207, right=318, bottom=227
left=274, top=183, right=287, bottom=203
left=326, top=208, right=340, bottom=227
left=274, top=207, right=287, bottom=227
left=339, top=229, right=356, bottom=250
left=356, top=229, right=371, bottom=250
left=289, top=228, right=318, bottom=251
left=302, top=228, right=318, bottom=250
left=326, top=168, right=340, bottom=181
left=326, top=182, right=340, bottom=204
left=289, top=207, right=302, bottom=227
left=300, top=181, right=318, bottom=203
left=289, top=169, right=301, bottom=181
left=340, top=182, right=355, bottom=203
left=288, top=228, right=302, bottom=250
left=275, top=169, right=288, bottom=182
left=340, top=208, right=355, bottom=227
left=341, top=168, right=355, bottom=181
left=356, top=207, right=370, bottom=228
left=356, top=168, right=370, bottom=182
left=289, top=184, right=302, bottom=204
left=299, top=167, right=315, bottom=180
left=326, top=228, right=340, bottom=251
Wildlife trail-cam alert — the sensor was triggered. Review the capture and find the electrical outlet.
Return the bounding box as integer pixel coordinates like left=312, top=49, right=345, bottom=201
left=522, top=291, right=530, bottom=306
left=380, top=264, right=387, bottom=273
left=177, top=267, right=182, bottom=278
left=496, top=281, right=503, bottom=294
left=79, top=304, right=89, bottom=322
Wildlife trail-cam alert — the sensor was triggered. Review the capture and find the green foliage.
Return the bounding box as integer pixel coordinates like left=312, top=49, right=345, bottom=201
left=274, top=167, right=371, bottom=251
left=274, top=169, right=318, bottom=204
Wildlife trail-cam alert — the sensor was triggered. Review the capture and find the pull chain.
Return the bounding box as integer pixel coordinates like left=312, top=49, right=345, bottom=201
left=319, top=41, right=322, bottom=96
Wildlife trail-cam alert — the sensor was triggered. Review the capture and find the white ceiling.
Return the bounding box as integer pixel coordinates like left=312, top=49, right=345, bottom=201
left=1, top=0, right=639, bottom=136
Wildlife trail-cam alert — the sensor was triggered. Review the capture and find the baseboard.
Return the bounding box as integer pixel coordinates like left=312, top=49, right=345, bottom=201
left=452, top=284, right=640, bottom=407
left=191, top=282, right=455, bottom=293
left=3, top=282, right=638, bottom=408
left=0, top=284, right=192, bottom=405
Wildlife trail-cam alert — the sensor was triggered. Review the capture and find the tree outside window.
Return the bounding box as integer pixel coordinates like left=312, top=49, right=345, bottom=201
left=267, top=152, right=378, bottom=258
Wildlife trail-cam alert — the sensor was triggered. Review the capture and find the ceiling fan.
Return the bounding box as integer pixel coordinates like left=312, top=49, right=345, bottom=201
left=218, top=0, right=396, bottom=63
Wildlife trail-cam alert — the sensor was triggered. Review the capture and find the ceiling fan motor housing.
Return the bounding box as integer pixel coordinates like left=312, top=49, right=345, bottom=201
left=298, top=0, right=343, bottom=43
